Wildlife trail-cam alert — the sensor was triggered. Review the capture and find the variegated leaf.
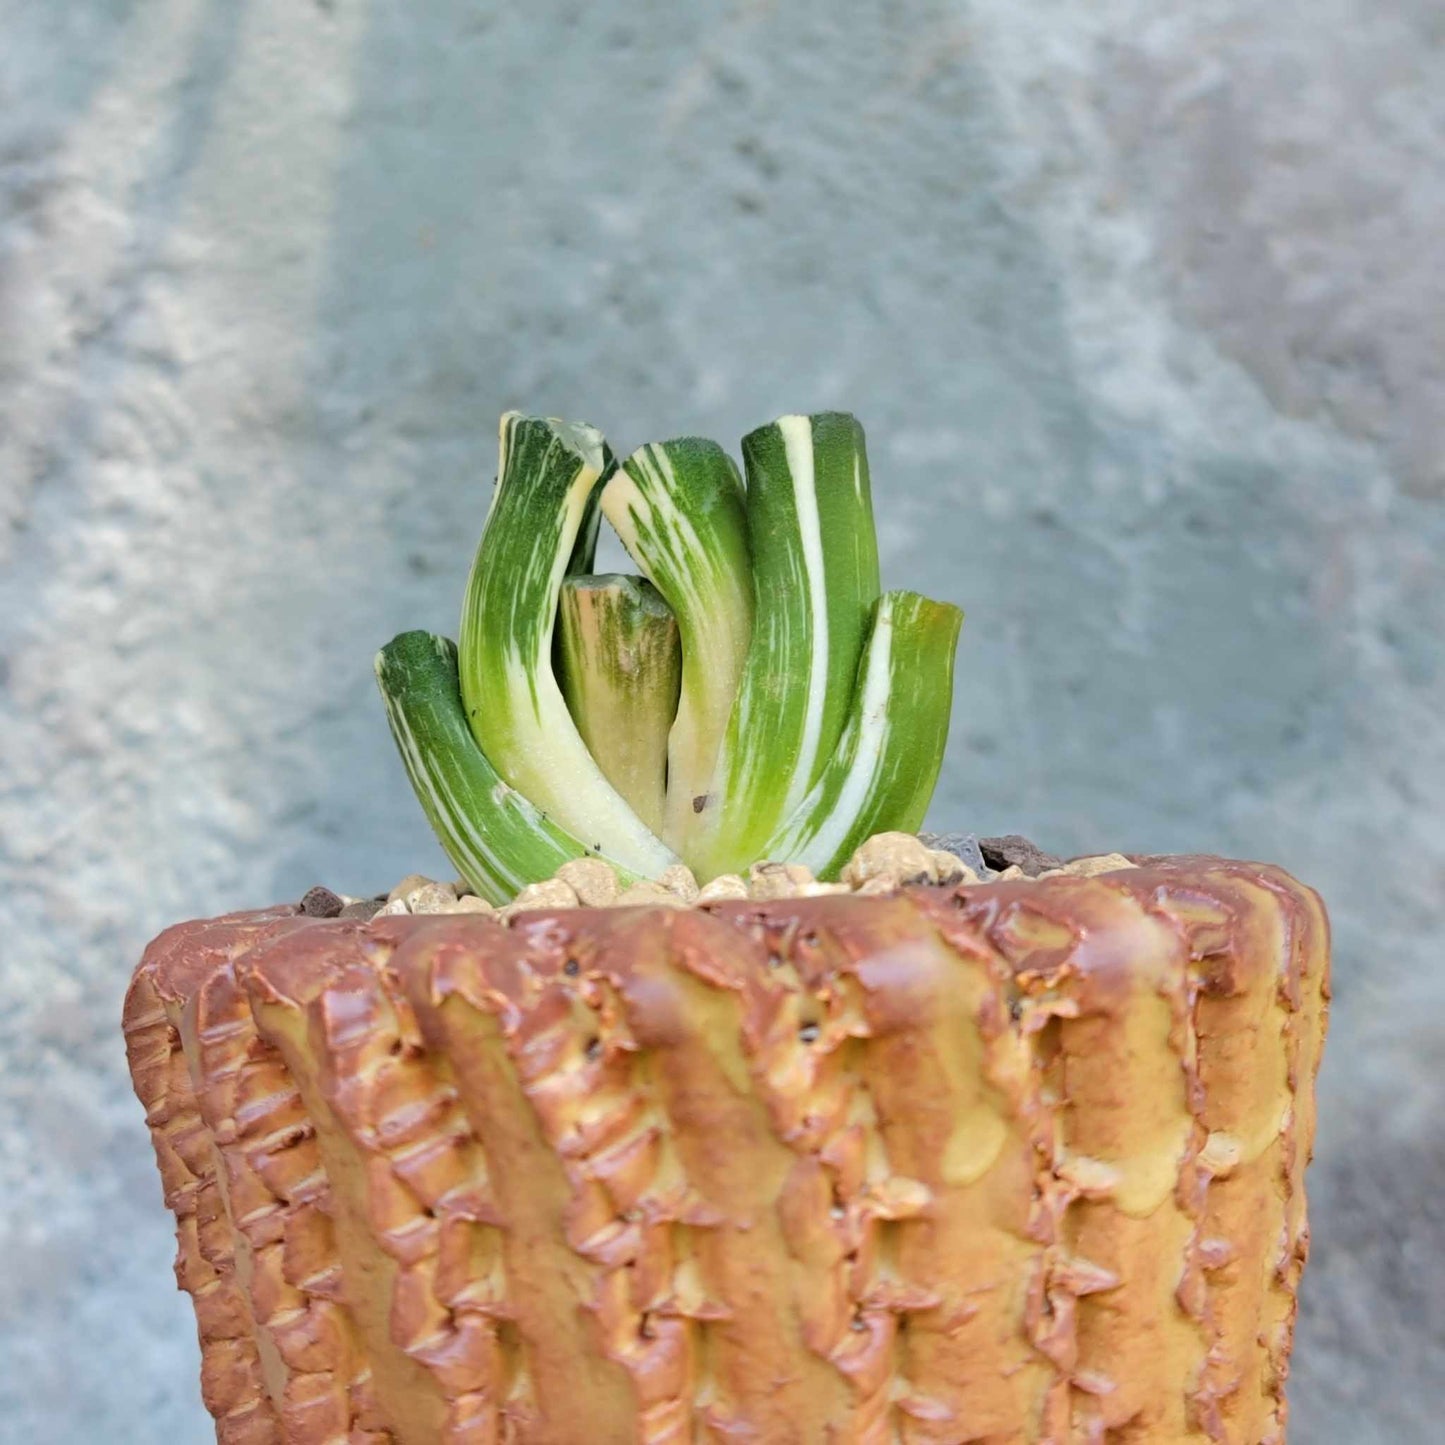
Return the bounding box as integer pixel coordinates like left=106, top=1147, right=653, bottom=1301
left=557, top=574, right=681, bottom=837
left=693, top=412, right=880, bottom=878
left=761, top=590, right=963, bottom=878
left=604, top=437, right=752, bottom=853
left=458, top=413, right=677, bottom=876
left=375, top=631, right=635, bottom=903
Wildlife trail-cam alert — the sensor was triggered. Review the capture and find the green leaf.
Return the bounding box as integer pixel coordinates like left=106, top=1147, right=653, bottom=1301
left=603, top=438, right=752, bottom=854
left=761, top=591, right=963, bottom=878
left=375, top=631, right=636, bottom=903
left=458, top=413, right=678, bottom=877
left=693, top=412, right=881, bottom=878
left=556, top=574, right=681, bottom=836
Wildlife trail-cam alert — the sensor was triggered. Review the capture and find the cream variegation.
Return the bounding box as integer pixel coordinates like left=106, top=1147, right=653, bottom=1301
left=556, top=574, right=681, bottom=836
left=375, top=631, right=637, bottom=903
left=761, top=591, right=963, bottom=878
left=692, top=412, right=882, bottom=878
left=604, top=437, right=752, bottom=851
left=458, top=413, right=677, bottom=877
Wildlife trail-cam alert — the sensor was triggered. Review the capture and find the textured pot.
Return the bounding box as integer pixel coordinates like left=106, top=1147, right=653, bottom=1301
left=124, top=855, right=1329, bottom=1445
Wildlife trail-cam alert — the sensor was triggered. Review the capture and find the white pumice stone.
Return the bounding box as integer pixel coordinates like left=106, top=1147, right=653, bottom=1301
left=446, top=893, right=497, bottom=914
left=657, top=863, right=700, bottom=902
left=841, top=831, right=939, bottom=889
left=379, top=832, right=1090, bottom=919
left=500, top=877, right=580, bottom=921
left=747, top=861, right=817, bottom=899
left=1062, top=853, right=1136, bottom=877
left=387, top=872, right=437, bottom=904
left=697, top=874, right=749, bottom=903
left=555, top=857, right=622, bottom=906
left=615, top=880, right=689, bottom=908
left=407, top=881, right=459, bottom=913
left=929, top=849, right=980, bottom=886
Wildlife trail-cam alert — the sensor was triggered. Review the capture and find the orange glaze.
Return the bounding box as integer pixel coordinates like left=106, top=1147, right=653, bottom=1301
left=125, top=858, right=1329, bottom=1444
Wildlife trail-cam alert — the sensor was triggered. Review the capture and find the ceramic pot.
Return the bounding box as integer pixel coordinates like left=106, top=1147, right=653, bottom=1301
left=124, top=855, right=1328, bottom=1444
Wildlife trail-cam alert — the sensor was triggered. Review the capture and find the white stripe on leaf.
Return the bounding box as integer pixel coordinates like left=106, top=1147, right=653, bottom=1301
left=457, top=416, right=677, bottom=877
left=606, top=437, right=752, bottom=856
left=761, top=591, right=962, bottom=879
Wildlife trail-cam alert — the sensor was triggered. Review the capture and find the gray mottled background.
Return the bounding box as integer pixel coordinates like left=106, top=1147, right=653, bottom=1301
left=2, top=1, right=1442, bottom=1439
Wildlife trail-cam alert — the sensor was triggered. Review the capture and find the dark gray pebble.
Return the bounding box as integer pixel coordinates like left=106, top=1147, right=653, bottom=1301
left=339, top=898, right=385, bottom=921
left=919, top=831, right=993, bottom=880
left=299, top=885, right=346, bottom=918
left=977, top=834, right=1063, bottom=877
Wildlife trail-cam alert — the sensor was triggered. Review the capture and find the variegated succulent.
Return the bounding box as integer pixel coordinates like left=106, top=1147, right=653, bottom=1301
left=376, top=411, right=962, bottom=903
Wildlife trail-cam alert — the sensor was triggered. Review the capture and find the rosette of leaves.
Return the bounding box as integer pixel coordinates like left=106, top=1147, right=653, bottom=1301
left=376, top=411, right=963, bottom=903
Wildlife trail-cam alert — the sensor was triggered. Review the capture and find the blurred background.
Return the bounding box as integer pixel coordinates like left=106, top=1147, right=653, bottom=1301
left=2, top=1, right=1442, bottom=1439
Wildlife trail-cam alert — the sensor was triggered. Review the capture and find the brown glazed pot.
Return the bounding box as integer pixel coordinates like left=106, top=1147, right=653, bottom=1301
left=124, top=855, right=1329, bottom=1445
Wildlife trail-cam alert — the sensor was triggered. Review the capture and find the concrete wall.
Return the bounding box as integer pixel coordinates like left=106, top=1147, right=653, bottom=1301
left=2, top=2, right=1442, bottom=1439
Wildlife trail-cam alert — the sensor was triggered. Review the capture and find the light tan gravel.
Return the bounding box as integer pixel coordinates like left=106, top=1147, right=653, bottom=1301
left=368, top=835, right=1138, bottom=923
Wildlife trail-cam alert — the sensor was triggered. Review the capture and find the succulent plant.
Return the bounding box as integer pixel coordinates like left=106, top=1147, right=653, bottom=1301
left=376, top=411, right=963, bottom=903
left=131, top=410, right=1332, bottom=1443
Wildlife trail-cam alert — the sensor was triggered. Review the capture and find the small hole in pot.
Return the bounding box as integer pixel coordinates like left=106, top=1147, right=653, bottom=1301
left=799, top=1022, right=821, bottom=1044
left=801, top=929, right=820, bottom=948
left=850, top=1312, right=868, bottom=1333
left=563, top=958, right=580, bottom=977
left=585, top=1036, right=602, bottom=1061
left=766, top=951, right=784, bottom=968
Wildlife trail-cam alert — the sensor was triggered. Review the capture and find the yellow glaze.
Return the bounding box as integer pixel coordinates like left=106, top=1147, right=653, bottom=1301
left=125, top=856, right=1329, bottom=1445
